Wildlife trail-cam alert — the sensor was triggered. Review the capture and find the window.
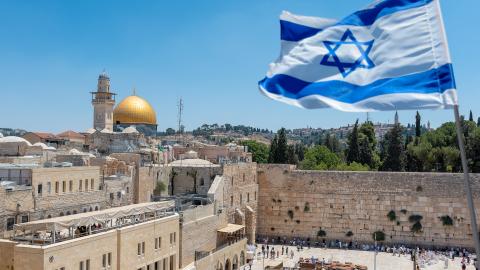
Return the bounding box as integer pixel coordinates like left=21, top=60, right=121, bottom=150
left=6, top=217, right=15, bottom=230
left=117, top=191, right=121, bottom=199
left=37, top=184, right=42, bottom=195
left=79, top=180, right=83, bottom=191
left=21, top=215, right=28, bottom=223
left=55, top=181, right=59, bottom=193
left=170, top=232, right=176, bottom=244
left=255, top=191, right=257, bottom=201
left=62, top=181, right=66, bottom=192
left=102, top=253, right=111, bottom=267
left=154, top=261, right=159, bottom=270
left=200, top=178, right=204, bottom=186
left=91, top=178, right=94, bottom=190
left=243, top=173, right=245, bottom=181
left=138, top=242, right=145, bottom=255
left=47, top=182, right=51, bottom=194
left=80, top=261, right=84, bottom=270
left=85, top=179, right=88, bottom=191
left=69, top=180, right=73, bottom=192
left=86, top=259, right=90, bottom=270
left=230, top=196, right=233, bottom=207
left=155, top=237, right=161, bottom=249
left=126, top=187, right=130, bottom=193
left=110, top=193, right=114, bottom=200
left=247, top=193, right=250, bottom=202
left=240, top=194, right=242, bottom=204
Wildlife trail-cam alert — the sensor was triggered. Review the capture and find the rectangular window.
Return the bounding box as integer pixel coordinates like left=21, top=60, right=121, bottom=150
left=169, top=255, right=175, bottom=270
left=37, top=184, right=42, bottom=195
left=91, top=178, right=94, bottom=190
left=108, top=252, right=111, bottom=266
left=158, top=237, right=161, bottom=249
left=155, top=261, right=159, bottom=270
left=62, top=181, right=66, bottom=192
left=85, top=179, right=88, bottom=191
left=79, top=180, right=83, bottom=191
left=69, top=180, right=73, bottom=192
left=138, top=243, right=141, bottom=255
left=255, top=191, right=257, bottom=201
left=240, top=194, right=242, bottom=204
left=86, top=259, right=90, bottom=270
left=102, top=254, right=106, bottom=267
left=174, top=232, right=176, bottom=243
left=6, top=217, right=15, bottom=230
left=21, top=215, right=28, bottom=223
left=142, top=241, right=145, bottom=254
left=247, top=193, right=250, bottom=202
left=155, top=238, right=158, bottom=249
left=230, top=196, right=233, bottom=207
left=170, top=233, right=172, bottom=244
left=80, top=261, right=84, bottom=270
left=55, top=181, right=59, bottom=193
left=147, top=265, right=151, bottom=270
left=47, top=182, right=51, bottom=194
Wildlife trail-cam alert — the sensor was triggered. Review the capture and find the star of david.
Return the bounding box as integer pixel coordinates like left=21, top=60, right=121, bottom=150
left=320, top=29, right=375, bottom=78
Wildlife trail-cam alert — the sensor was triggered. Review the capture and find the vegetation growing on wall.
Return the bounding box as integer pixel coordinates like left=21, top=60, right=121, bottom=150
left=372, top=231, right=385, bottom=241
left=387, top=210, right=396, bottom=221
left=440, top=215, right=454, bottom=226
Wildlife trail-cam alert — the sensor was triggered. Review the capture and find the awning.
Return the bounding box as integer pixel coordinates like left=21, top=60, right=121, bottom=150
left=14, top=201, right=175, bottom=232
left=217, top=223, right=245, bottom=233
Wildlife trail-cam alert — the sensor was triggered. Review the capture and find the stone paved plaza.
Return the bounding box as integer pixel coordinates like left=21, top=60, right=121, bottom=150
left=249, top=245, right=476, bottom=270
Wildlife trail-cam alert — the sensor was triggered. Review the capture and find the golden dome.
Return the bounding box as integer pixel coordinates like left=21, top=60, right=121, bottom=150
left=113, top=95, right=157, bottom=125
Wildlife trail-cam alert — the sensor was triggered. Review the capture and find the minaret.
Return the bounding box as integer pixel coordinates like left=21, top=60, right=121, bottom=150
left=394, top=111, right=399, bottom=125
left=91, top=71, right=116, bottom=131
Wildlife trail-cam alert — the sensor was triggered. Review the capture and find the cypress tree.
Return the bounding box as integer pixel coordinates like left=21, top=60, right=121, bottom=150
left=346, top=119, right=360, bottom=164
left=415, top=111, right=421, bottom=137
left=380, top=124, right=406, bottom=171
left=268, top=135, right=278, bottom=163
left=275, top=128, right=289, bottom=163
left=469, top=110, right=474, bottom=122
left=478, top=117, right=480, bottom=127
left=358, top=136, right=373, bottom=168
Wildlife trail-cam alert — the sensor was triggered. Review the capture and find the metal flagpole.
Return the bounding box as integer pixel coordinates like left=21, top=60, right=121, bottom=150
left=453, top=105, right=480, bottom=268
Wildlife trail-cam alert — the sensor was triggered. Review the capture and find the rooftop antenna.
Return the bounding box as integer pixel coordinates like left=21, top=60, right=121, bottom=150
left=177, top=97, right=184, bottom=141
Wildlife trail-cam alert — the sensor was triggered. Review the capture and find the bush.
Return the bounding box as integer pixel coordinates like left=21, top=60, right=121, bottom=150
left=317, top=230, right=327, bottom=237
left=304, top=202, right=310, bottom=212
left=372, top=231, right=385, bottom=241
left=387, top=210, right=396, bottom=221
left=411, top=221, right=422, bottom=233
left=408, top=214, right=423, bottom=223
left=287, top=210, right=294, bottom=219
left=440, top=215, right=454, bottom=226
left=346, top=231, right=354, bottom=237
left=295, top=206, right=300, bottom=211
left=153, top=181, right=166, bottom=195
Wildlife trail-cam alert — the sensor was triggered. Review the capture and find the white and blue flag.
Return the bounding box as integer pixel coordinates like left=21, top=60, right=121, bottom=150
left=259, top=0, right=457, bottom=112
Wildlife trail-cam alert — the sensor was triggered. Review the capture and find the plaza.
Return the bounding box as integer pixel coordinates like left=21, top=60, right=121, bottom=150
left=249, top=245, right=476, bottom=270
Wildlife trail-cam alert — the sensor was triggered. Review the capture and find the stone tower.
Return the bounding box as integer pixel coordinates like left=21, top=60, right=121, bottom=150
left=91, top=72, right=116, bottom=131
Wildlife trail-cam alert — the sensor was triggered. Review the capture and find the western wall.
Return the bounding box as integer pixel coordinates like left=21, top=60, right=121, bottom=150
left=256, top=164, right=480, bottom=248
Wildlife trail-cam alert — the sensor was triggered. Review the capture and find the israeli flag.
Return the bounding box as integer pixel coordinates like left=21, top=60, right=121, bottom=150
left=259, top=0, right=458, bottom=112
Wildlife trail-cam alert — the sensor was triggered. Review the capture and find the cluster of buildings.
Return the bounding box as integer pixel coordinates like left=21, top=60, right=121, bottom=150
left=0, top=73, right=258, bottom=270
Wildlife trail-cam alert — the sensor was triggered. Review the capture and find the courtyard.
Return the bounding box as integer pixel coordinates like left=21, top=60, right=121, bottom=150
left=249, top=245, right=475, bottom=270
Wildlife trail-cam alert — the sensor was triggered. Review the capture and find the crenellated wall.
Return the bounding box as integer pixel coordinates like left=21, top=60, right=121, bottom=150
left=257, top=164, right=480, bottom=248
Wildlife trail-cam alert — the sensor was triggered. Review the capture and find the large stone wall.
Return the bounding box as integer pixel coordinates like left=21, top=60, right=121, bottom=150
left=257, top=164, right=480, bottom=248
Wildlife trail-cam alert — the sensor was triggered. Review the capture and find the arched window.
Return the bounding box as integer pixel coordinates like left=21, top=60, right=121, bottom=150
left=59, top=212, right=64, bottom=216
left=89, top=207, right=93, bottom=212
left=200, top=178, right=205, bottom=186
left=47, top=215, right=52, bottom=218
left=66, top=211, right=71, bottom=215
left=95, top=206, right=99, bottom=211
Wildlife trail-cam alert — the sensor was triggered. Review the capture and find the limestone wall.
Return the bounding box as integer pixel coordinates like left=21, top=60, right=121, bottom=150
left=257, top=164, right=480, bottom=248
left=171, top=165, right=222, bottom=196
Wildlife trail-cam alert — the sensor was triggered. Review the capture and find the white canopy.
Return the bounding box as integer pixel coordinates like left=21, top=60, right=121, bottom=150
left=14, top=201, right=175, bottom=232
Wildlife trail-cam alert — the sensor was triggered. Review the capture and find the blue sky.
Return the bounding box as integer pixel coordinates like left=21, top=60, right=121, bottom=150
left=0, top=0, right=478, bottom=133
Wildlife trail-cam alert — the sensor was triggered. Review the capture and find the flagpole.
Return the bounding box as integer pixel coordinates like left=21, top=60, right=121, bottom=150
left=453, top=104, right=480, bottom=267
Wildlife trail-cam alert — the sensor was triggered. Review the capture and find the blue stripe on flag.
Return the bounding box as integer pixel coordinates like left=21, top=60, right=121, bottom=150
left=280, top=20, right=323, bottom=42
left=280, top=0, right=433, bottom=42
left=259, top=63, right=455, bottom=104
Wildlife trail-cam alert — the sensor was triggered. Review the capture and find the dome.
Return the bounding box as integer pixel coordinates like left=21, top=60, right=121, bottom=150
left=113, top=95, right=157, bottom=125
left=0, top=136, right=32, bottom=146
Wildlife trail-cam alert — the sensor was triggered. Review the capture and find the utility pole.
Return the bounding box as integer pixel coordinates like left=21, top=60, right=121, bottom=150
left=177, top=97, right=184, bottom=143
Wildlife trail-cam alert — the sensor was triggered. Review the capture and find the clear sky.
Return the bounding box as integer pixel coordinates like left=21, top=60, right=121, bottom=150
left=0, top=0, right=478, bottom=133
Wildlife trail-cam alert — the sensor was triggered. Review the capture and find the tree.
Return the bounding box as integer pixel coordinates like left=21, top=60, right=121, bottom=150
left=294, top=143, right=306, bottom=162
left=274, top=128, right=289, bottom=164
left=268, top=135, right=278, bottom=163
left=358, top=121, right=377, bottom=168
left=415, top=111, right=421, bottom=138
left=287, top=145, right=299, bottom=165
left=153, top=181, right=166, bottom=196
left=380, top=124, right=405, bottom=171
left=240, top=140, right=269, bottom=164
left=324, top=133, right=341, bottom=154
left=469, top=110, right=474, bottom=122
left=466, top=126, right=480, bottom=172
left=346, top=120, right=360, bottom=164
left=300, top=145, right=341, bottom=170
left=358, top=136, right=373, bottom=169
left=165, top=128, right=176, bottom=136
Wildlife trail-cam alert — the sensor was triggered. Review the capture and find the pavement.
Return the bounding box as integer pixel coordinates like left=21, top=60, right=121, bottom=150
left=246, top=245, right=476, bottom=270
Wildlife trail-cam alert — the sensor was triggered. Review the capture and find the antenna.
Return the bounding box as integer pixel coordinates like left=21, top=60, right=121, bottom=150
left=177, top=97, right=184, bottom=136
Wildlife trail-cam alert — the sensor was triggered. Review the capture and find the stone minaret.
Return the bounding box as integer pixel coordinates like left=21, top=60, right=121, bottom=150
left=91, top=72, right=116, bottom=131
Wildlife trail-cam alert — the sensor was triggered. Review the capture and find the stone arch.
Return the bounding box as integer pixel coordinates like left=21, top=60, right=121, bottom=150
left=232, top=254, right=239, bottom=270
left=95, top=206, right=99, bottom=211
left=240, top=251, right=245, bottom=266
left=66, top=211, right=71, bottom=215
left=225, top=258, right=231, bottom=270
left=216, top=261, right=223, bottom=270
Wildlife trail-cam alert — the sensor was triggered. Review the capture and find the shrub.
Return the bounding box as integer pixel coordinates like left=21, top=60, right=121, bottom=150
left=317, top=230, right=327, bottom=238
left=411, top=221, right=422, bottom=233
left=440, top=215, right=454, bottom=226
left=396, top=221, right=400, bottom=226
left=387, top=210, right=396, bottom=221
left=304, top=202, right=310, bottom=212
left=287, top=210, right=294, bottom=219
left=153, top=181, right=166, bottom=195
left=295, top=206, right=300, bottom=211
left=346, top=231, right=354, bottom=237
left=372, top=231, right=385, bottom=241
left=408, top=214, right=423, bottom=223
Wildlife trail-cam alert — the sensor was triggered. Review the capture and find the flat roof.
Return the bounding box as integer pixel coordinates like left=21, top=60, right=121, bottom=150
left=217, top=223, right=245, bottom=233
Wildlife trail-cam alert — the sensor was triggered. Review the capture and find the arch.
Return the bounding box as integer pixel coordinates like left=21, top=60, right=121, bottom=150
left=73, top=210, right=77, bottom=214
left=89, top=207, right=93, bottom=212
left=225, top=258, right=231, bottom=270
left=218, top=263, right=223, bottom=270
left=47, top=214, right=52, bottom=218
left=240, top=251, right=245, bottom=266
left=59, top=212, right=64, bottom=216
left=215, top=261, right=223, bottom=270
left=95, top=206, right=99, bottom=211
left=232, top=254, right=239, bottom=270
left=66, top=211, right=71, bottom=215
